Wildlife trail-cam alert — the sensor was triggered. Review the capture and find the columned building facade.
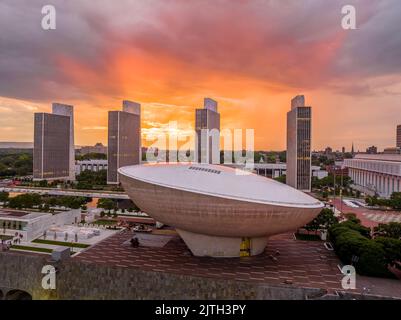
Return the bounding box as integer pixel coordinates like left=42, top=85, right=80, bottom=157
left=75, top=160, right=108, bottom=175
left=344, top=154, right=401, bottom=198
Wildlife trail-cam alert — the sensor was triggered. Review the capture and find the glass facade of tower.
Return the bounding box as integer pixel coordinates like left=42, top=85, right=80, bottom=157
left=296, top=107, right=311, bottom=191
left=107, top=110, right=141, bottom=184
left=195, top=108, right=220, bottom=164
left=286, top=96, right=312, bottom=192
left=33, top=113, right=70, bottom=180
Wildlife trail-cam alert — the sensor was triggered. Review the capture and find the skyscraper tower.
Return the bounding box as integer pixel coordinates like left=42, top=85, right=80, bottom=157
left=397, top=125, right=401, bottom=148
left=107, top=100, right=141, bottom=184
left=52, top=103, right=75, bottom=181
left=286, top=95, right=312, bottom=192
left=33, top=103, right=75, bottom=181
left=195, top=98, right=220, bottom=164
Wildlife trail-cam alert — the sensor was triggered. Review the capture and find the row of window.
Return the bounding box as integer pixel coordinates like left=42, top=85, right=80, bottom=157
left=188, top=166, right=221, bottom=175
left=345, top=159, right=401, bottom=176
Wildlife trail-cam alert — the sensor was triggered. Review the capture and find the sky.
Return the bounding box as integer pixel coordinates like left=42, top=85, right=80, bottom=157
left=0, top=0, right=401, bottom=151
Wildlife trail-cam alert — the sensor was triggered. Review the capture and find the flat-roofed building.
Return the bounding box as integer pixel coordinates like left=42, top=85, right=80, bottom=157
left=224, top=163, right=328, bottom=179
left=195, top=98, right=220, bottom=164
left=0, top=209, right=81, bottom=242
left=75, top=159, right=108, bottom=175
left=33, top=112, right=71, bottom=181
left=384, top=147, right=401, bottom=155
left=52, top=103, right=75, bottom=181
left=344, top=153, right=401, bottom=198
left=286, top=95, right=312, bottom=192
left=107, top=100, right=141, bottom=184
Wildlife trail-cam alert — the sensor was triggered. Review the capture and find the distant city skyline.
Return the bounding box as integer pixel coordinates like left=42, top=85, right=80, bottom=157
left=1, top=1, right=401, bottom=150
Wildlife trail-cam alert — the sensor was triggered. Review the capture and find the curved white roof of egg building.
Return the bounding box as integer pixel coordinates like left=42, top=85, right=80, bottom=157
left=118, top=163, right=323, bottom=209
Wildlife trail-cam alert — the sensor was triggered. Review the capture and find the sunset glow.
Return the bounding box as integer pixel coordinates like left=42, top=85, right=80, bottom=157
left=1, top=0, right=401, bottom=151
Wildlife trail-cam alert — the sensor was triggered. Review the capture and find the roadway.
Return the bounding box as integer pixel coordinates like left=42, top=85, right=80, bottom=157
left=0, top=186, right=130, bottom=200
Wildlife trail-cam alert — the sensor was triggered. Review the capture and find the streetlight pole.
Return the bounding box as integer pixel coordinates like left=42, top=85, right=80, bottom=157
left=333, top=171, right=336, bottom=214
left=340, top=169, right=344, bottom=214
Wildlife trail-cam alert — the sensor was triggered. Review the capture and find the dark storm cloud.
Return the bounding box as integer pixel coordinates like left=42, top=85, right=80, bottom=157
left=0, top=0, right=400, bottom=101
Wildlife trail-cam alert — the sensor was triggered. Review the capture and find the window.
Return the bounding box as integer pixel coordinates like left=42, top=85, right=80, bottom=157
left=188, top=166, right=221, bottom=174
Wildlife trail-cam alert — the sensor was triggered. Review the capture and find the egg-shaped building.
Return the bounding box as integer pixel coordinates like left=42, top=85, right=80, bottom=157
left=119, top=163, right=323, bottom=257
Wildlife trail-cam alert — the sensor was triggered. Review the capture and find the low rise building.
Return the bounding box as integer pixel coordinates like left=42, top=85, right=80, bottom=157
left=383, top=147, right=401, bottom=155
left=0, top=209, right=81, bottom=242
left=224, top=163, right=328, bottom=179
left=344, top=154, right=401, bottom=198
left=75, top=159, right=108, bottom=175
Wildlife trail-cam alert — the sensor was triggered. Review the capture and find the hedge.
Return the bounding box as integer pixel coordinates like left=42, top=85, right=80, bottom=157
left=329, top=222, right=394, bottom=278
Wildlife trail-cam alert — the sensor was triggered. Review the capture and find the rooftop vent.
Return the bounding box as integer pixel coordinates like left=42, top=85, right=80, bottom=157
left=188, top=166, right=221, bottom=175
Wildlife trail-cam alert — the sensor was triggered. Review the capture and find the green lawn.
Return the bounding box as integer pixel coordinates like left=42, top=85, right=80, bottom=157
left=117, top=213, right=152, bottom=218
left=10, top=245, right=52, bottom=253
left=32, top=239, right=90, bottom=248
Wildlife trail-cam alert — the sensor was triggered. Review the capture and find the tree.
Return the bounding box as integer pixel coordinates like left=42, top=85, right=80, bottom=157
left=328, top=222, right=392, bottom=278
left=374, top=237, right=401, bottom=267
left=374, top=222, right=401, bottom=240
left=344, top=213, right=361, bottom=224
left=315, top=208, right=339, bottom=229
left=0, top=191, right=9, bottom=203
left=97, top=198, right=116, bottom=213
left=0, top=151, right=33, bottom=177
left=75, top=169, right=107, bottom=189
left=390, top=192, right=401, bottom=210
left=76, top=153, right=106, bottom=161
left=304, top=208, right=338, bottom=234
left=274, top=175, right=286, bottom=184
left=8, top=193, right=41, bottom=209
left=341, top=220, right=371, bottom=238
left=59, top=196, right=87, bottom=209
left=38, top=180, right=48, bottom=187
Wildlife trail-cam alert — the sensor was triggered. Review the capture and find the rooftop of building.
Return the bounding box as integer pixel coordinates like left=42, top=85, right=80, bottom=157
left=74, top=229, right=401, bottom=297
left=225, top=162, right=322, bottom=170
left=76, top=159, right=108, bottom=164
left=352, top=153, right=401, bottom=162
left=0, top=209, right=50, bottom=221
left=119, top=163, right=323, bottom=208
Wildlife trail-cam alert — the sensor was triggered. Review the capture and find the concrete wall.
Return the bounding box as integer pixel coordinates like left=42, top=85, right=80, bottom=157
left=0, top=251, right=329, bottom=300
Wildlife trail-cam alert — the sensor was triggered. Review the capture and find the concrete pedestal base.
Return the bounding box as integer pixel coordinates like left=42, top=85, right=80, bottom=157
left=177, top=229, right=269, bottom=257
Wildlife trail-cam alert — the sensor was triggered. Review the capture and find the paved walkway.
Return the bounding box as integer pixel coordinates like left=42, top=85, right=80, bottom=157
left=76, top=230, right=345, bottom=293
left=333, top=198, right=401, bottom=228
